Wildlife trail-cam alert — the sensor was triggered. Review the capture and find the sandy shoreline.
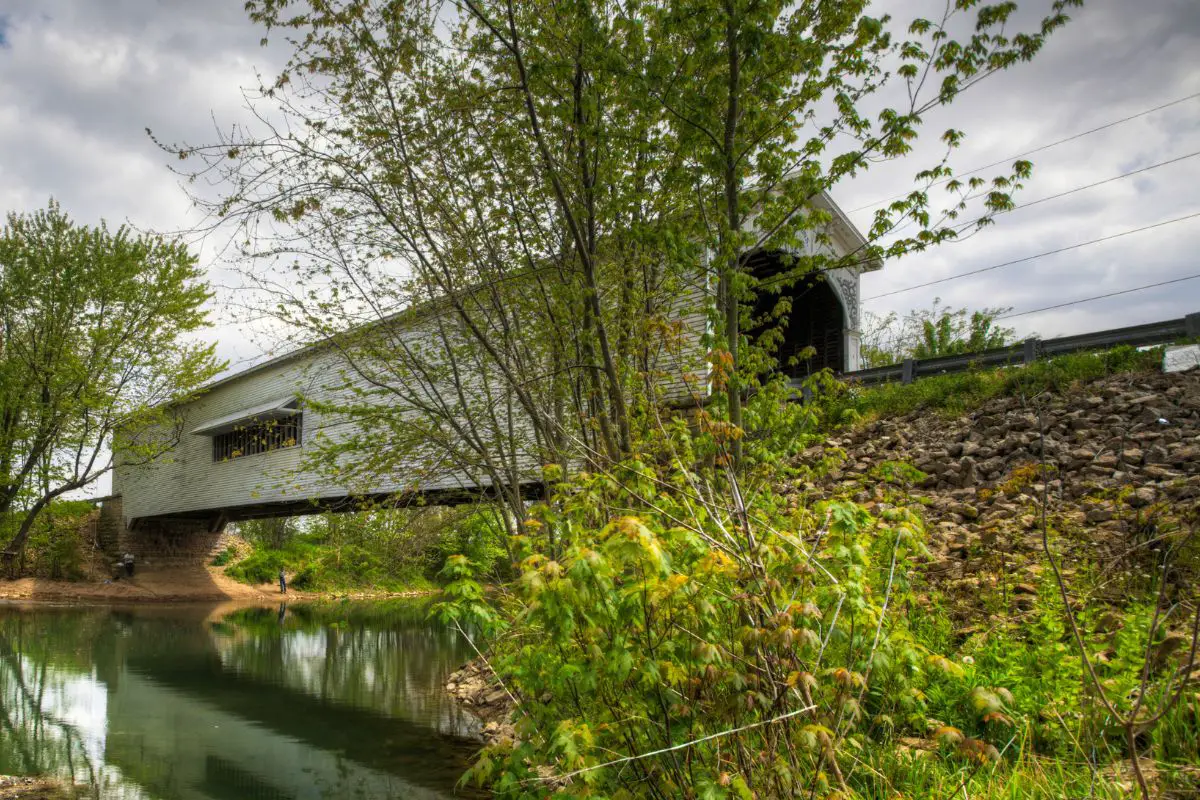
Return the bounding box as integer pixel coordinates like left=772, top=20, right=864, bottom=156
left=0, top=563, right=436, bottom=606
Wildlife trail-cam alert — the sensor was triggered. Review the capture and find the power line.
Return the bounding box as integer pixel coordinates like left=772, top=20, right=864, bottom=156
left=849, top=90, right=1200, bottom=213
left=995, top=273, right=1200, bottom=320
left=994, top=150, right=1200, bottom=217
left=867, top=210, right=1200, bottom=300
left=919, top=149, right=1200, bottom=239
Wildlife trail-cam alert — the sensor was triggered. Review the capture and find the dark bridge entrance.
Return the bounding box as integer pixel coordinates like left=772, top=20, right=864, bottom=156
left=746, top=250, right=849, bottom=378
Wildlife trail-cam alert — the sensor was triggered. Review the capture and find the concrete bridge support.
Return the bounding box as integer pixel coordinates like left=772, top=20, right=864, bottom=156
left=98, top=496, right=231, bottom=567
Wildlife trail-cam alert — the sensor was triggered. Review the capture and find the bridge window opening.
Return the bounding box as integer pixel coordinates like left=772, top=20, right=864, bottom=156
left=212, top=414, right=302, bottom=462
left=744, top=250, right=846, bottom=378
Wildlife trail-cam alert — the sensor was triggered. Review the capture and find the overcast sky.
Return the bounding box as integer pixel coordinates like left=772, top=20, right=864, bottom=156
left=1, top=0, right=1198, bottom=367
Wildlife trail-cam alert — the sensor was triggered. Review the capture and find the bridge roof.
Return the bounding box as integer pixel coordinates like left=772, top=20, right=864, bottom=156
left=194, top=190, right=876, bottom=398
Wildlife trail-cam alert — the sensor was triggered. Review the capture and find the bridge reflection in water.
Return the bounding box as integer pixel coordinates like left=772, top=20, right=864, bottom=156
left=0, top=601, right=483, bottom=799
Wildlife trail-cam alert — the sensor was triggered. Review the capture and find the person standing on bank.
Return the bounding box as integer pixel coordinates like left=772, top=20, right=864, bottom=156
left=122, top=553, right=135, bottom=578
left=279, top=568, right=287, bottom=595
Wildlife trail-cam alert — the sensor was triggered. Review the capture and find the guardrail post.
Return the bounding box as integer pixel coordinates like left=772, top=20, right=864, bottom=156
left=1186, top=312, right=1200, bottom=339
left=901, top=358, right=916, bottom=384
left=1023, top=337, right=1040, bottom=365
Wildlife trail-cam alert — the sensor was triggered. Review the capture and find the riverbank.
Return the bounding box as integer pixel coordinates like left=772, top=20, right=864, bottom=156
left=0, top=562, right=437, bottom=605
left=0, top=776, right=72, bottom=799
left=445, top=658, right=517, bottom=744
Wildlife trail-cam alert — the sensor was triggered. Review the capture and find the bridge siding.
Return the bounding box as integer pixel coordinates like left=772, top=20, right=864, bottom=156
left=116, top=231, right=863, bottom=525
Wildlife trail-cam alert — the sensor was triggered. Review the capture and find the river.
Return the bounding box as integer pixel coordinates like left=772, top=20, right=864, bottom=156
left=0, top=599, right=485, bottom=799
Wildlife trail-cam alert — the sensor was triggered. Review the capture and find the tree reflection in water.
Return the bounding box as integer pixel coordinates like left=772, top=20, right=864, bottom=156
left=0, top=609, right=149, bottom=799
left=211, top=601, right=479, bottom=737
left=0, top=601, right=482, bottom=800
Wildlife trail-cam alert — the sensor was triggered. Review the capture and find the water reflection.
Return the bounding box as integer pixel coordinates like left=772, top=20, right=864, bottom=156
left=0, top=600, right=483, bottom=799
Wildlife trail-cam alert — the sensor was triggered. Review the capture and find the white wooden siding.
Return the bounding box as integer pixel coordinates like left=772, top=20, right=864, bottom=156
left=117, top=204, right=868, bottom=521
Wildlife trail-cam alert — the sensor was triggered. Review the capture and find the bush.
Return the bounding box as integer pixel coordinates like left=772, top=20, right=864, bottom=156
left=224, top=531, right=436, bottom=592
left=13, top=499, right=96, bottom=580
left=210, top=546, right=238, bottom=566
left=437, top=448, right=957, bottom=797
left=225, top=538, right=317, bottom=584
left=433, top=508, right=511, bottom=579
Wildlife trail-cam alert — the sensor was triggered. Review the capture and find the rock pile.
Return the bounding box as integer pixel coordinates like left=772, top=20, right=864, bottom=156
left=796, top=368, right=1200, bottom=622
left=445, top=659, right=517, bottom=744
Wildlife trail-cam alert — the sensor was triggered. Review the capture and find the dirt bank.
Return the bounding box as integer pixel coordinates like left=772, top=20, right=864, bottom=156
left=0, top=777, right=73, bottom=800
left=0, top=563, right=434, bottom=605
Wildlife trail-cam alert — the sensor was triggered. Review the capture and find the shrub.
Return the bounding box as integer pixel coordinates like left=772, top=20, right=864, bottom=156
left=225, top=538, right=318, bottom=584
left=15, top=499, right=96, bottom=580
left=210, top=546, right=238, bottom=566
left=438, top=450, right=958, bottom=797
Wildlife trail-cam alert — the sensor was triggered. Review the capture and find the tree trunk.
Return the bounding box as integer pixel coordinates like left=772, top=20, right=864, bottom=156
left=722, top=1, right=743, bottom=470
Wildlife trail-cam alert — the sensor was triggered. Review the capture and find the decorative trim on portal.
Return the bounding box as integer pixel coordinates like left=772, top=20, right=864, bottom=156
left=830, top=269, right=860, bottom=331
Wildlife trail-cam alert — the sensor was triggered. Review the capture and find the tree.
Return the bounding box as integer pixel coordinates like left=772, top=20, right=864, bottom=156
left=0, top=202, right=220, bottom=566
left=158, top=0, right=1077, bottom=532
left=860, top=298, right=1016, bottom=367
left=152, top=4, right=1090, bottom=793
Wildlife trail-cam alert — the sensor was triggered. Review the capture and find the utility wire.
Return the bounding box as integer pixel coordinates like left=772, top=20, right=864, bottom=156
left=995, top=273, right=1200, bottom=320
left=849, top=90, right=1200, bottom=213
left=987, top=150, right=1200, bottom=218
left=867, top=210, right=1200, bottom=300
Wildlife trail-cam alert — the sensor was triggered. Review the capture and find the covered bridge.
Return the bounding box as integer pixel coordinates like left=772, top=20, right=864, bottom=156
left=105, top=193, right=879, bottom=561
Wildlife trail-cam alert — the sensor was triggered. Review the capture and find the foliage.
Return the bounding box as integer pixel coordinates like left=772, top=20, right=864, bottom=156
left=861, top=299, right=1016, bottom=368
left=435, top=397, right=950, bottom=796
left=225, top=506, right=478, bottom=590
left=0, top=201, right=220, bottom=564
left=210, top=546, right=238, bottom=567
left=429, top=357, right=1200, bottom=797
left=237, top=517, right=298, bottom=551
left=225, top=536, right=318, bottom=585
left=432, top=507, right=512, bottom=580
left=435, top=431, right=1150, bottom=798
left=162, top=0, right=1080, bottom=520
left=11, top=499, right=96, bottom=580
left=820, top=344, right=1161, bottom=425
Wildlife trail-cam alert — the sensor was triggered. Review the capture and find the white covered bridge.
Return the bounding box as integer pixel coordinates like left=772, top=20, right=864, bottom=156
left=103, top=194, right=879, bottom=561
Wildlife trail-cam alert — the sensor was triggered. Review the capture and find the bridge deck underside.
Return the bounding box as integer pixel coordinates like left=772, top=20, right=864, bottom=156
left=128, top=481, right=546, bottom=529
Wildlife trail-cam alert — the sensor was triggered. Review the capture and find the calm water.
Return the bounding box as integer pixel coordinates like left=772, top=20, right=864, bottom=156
left=0, top=599, right=485, bottom=799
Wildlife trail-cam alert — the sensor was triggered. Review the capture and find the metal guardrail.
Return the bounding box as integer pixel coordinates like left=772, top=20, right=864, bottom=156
left=833, top=311, right=1200, bottom=388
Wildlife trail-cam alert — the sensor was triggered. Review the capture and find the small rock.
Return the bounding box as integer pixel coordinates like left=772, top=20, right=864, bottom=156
left=950, top=502, right=980, bottom=520
left=1120, top=448, right=1145, bottom=465
left=1125, top=487, right=1157, bottom=508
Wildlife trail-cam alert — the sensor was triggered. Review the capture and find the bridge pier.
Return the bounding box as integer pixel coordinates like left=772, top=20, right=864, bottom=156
left=98, top=496, right=231, bottom=568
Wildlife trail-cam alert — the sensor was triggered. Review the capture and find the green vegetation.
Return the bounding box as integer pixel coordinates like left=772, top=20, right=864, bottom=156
left=819, top=344, right=1163, bottom=425
left=0, top=499, right=97, bottom=580
left=0, top=201, right=220, bottom=569
left=861, top=300, right=1017, bottom=369
left=431, top=380, right=1198, bottom=798
left=223, top=506, right=508, bottom=592
left=210, top=546, right=238, bottom=567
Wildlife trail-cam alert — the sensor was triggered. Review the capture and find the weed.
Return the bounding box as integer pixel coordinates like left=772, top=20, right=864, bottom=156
left=210, top=546, right=238, bottom=566
left=818, top=345, right=1161, bottom=428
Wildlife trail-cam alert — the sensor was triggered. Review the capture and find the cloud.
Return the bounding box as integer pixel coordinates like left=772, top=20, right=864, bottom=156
left=0, top=0, right=291, bottom=374
left=0, top=0, right=1197, bottom=364
left=846, top=0, right=1200, bottom=338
